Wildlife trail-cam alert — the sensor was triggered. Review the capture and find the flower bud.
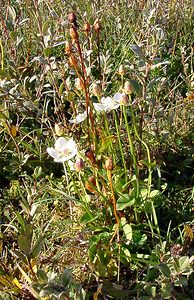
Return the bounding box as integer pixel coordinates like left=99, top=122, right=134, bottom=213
left=74, top=158, right=85, bottom=172
left=84, top=22, right=90, bottom=34
left=65, top=40, right=72, bottom=54
left=93, top=83, right=101, bottom=96
left=85, top=148, right=97, bottom=166
left=119, top=93, right=129, bottom=105
left=68, top=12, right=77, bottom=24
left=75, top=78, right=84, bottom=91
left=69, top=27, right=78, bottom=42
left=94, top=19, right=101, bottom=32
left=118, top=64, right=125, bottom=76
left=124, top=80, right=134, bottom=94
left=55, top=123, right=64, bottom=136
left=85, top=175, right=96, bottom=193
left=69, top=54, right=78, bottom=67
left=105, top=158, right=113, bottom=171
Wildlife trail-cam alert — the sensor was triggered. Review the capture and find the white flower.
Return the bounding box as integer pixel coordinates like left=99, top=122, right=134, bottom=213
left=101, top=96, right=120, bottom=112
left=47, top=137, right=77, bottom=163
left=93, top=102, right=105, bottom=113
left=93, top=96, right=120, bottom=114
left=69, top=111, right=87, bottom=124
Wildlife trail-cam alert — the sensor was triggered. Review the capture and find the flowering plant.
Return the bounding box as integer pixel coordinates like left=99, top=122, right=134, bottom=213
left=47, top=137, right=77, bottom=163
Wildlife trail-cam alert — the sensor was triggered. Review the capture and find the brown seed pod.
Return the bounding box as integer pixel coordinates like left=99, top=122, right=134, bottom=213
left=75, top=78, right=84, bottom=91
left=92, top=83, right=101, bottom=96
left=119, top=93, right=129, bottom=105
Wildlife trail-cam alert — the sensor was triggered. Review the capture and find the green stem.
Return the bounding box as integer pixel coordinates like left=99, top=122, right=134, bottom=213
left=0, top=39, right=4, bottom=72
left=63, top=162, right=72, bottom=219
left=122, top=106, right=139, bottom=199
left=113, top=111, right=127, bottom=181
left=66, top=162, right=93, bottom=218
left=130, top=99, right=161, bottom=244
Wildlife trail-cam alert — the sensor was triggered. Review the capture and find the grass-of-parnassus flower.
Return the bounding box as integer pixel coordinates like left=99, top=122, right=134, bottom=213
left=69, top=111, right=88, bottom=124
left=47, top=137, right=77, bottom=163
left=93, top=96, right=120, bottom=113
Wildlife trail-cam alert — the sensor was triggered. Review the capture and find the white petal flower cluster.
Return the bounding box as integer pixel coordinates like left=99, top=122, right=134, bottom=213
left=69, top=111, right=88, bottom=124
left=69, top=92, right=129, bottom=124
left=47, top=137, right=77, bottom=163
left=94, top=96, right=120, bottom=113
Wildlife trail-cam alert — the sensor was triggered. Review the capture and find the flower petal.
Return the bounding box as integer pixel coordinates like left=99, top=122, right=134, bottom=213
left=47, top=147, right=61, bottom=160
left=69, top=111, right=87, bottom=124
left=93, top=103, right=106, bottom=113
left=66, top=138, right=77, bottom=149
left=113, top=92, right=122, bottom=102
left=55, top=137, right=68, bottom=151
left=101, top=96, right=120, bottom=112
left=54, top=156, right=67, bottom=163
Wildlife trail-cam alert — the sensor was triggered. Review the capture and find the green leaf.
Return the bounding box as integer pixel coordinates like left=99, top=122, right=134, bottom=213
left=43, top=47, right=52, bottom=57
left=161, top=282, right=171, bottom=299
left=80, top=212, right=99, bottom=224
left=8, top=6, right=16, bottom=22
left=179, top=256, right=190, bottom=273
left=123, top=224, right=132, bottom=243
left=25, top=224, right=33, bottom=239
left=150, top=190, right=160, bottom=198
left=61, top=269, right=72, bottom=287
left=59, top=82, right=64, bottom=95
left=129, top=44, right=146, bottom=61
left=122, top=247, right=131, bottom=261
left=116, top=194, right=135, bottom=210
left=30, top=236, right=44, bottom=258
left=16, top=212, right=26, bottom=233
left=102, top=279, right=132, bottom=299
left=17, top=235, right=32, bottom=257
left=17, top=224, right=33, bottom=257
left=155, top=263, right=171, bottom=278
left=88, top=244, right=97, bottom=262
left=37, top=269, right=48, bottom=283
left=14, top=249, right=28, bottom=264
left=130, top=79, right=142, bottom=96
left=174, top=276, right=188, bottom=287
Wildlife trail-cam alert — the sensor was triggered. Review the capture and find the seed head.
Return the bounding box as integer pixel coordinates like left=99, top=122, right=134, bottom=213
left=68, top=12, right=77, bottom=24
left=120, top=93, right=129, bottom=105
left=85, top=148, right=97, bottom=166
